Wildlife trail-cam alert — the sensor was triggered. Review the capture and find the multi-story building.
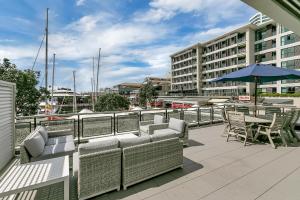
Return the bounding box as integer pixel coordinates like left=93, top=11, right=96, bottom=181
left=170, top=13, right=300, bottom=96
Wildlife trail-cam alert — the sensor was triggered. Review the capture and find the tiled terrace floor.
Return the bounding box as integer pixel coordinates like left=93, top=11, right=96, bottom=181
left=4, top=124, right=300, bottom=200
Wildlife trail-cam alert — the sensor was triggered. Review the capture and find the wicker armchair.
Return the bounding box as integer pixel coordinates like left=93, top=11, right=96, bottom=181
left=122, top=137, right=183, bottom=190
left=147, top=118, right=189, bottom=146
left=77, top=139, right=121, bottom=200
left=139, top=115, right=166, bottom=134
left=254, top=113, right=287, bottom=148
left=227, top=111, right=254, bottom=146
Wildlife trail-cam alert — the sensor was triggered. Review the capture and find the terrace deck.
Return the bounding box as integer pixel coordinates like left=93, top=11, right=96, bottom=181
left=2, top=124, right=300, bottom=200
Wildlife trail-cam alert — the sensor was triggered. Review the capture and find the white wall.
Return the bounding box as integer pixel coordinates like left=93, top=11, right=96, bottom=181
left=0, top=80, right=15, bottom=171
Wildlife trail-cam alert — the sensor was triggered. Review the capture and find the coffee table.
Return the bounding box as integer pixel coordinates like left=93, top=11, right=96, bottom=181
left=0, top=156, right=69, bottom=200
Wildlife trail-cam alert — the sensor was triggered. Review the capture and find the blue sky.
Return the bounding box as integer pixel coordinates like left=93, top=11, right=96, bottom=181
left=0, top=0, right=256, bottom=91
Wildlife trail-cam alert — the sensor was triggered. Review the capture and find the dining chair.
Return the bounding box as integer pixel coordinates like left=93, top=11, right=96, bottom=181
left=227, top=111, right=253, bottom=146
left=254, top=113, right=287, bottom=149
left=221, top=106, right=235, bottom=136
left=236, top=106, right=250, bottom=115
left=282, top=110, right=297, bottom=143
left=289, top=109, right=300, bottom=142
left=265, top=107, right=281, bottom=120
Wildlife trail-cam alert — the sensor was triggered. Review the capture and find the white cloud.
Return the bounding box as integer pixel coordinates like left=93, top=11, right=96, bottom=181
left=136, top=0, right=253, bottom=24
left=76, top=0, right=87, bottom=6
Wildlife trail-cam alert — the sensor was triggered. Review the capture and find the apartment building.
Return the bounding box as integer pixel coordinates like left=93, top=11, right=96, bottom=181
left=170, top=13, right=300, bottom=96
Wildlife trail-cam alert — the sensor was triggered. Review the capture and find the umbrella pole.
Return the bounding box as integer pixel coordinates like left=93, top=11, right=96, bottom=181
left=254, top=77, right=257, bottom=117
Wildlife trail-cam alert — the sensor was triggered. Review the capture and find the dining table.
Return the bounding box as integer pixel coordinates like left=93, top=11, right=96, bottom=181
left=244, top=116, right=272, bottom=124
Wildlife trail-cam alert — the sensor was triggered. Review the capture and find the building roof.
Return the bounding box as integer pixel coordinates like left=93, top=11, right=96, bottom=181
left=116, top=82, right=143, bottom=89
left=242, top=0, right=300, bottom=36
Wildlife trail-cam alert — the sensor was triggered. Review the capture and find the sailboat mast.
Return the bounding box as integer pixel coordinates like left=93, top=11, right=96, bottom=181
left=51, top=53, right=55, bottom=106
left=96, top=48, right=101, bottom=101
left=73, top=71, right=77, bottom=113
left=45, top=8, right=49, bottom=90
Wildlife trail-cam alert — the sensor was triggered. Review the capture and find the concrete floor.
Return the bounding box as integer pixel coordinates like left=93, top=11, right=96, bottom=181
left=4, top=124, right=300, bottom=200
left=92, top=124, right=300, bottom=200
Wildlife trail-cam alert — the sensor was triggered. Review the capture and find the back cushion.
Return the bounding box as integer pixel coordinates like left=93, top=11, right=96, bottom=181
left=37, top=126, right=48, bottom=143
left=151, top=131, right=177, bottom=142
left=79, top=137, right=119, bottom=155
left=119, top=135, right=151, bottom=148
left=168, top=118, right=185, bottom=132
left=154, top=115, right=164, bottom=124
left=24, top=131, right=45, bottom=158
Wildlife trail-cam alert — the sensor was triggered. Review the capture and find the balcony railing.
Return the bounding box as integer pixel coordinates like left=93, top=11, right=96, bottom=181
left=15, top=107, right=225, bottom=148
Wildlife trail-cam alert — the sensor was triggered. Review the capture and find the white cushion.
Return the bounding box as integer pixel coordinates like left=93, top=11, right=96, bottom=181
left=140, top=125, right=149, bottom=133
left=154, top=115, right=164, bottom=124
left=118, top=135, right=151, bottom=148
left=151, top=131, right=177, bottom=142
left=80, top=137, right=119, bottom=155
left=169, top=118, right=185, bottom=133
left=24, top=132, right=45, bottom=157
left=37, top=126, right=48, bottom=143
left=46, top=135, right=74, bottom=145
left=31, top=142, right=75, bottom=162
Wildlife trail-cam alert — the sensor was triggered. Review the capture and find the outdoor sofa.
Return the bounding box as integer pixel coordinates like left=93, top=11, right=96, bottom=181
left=73, top=131, right=183, bottom=199
left=146, top=117, right=189, bottom=146
left=20, top=126, right=75, bottom=164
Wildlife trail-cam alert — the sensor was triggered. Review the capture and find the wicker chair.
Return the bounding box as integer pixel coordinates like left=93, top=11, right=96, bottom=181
left=227, top=111, right=254, bottom=146
left=76, top=139, right=122, bottom=200
left=254, top=113, right=287, bottom=149
left=139, top=115, right=166, bottom=134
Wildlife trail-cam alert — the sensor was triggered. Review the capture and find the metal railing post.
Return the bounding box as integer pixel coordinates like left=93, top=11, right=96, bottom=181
left=180, top=108, right=184, bottom=120
left=81, top=118, right=84, bottom=139
left=211, top=106, right=214, bottom=124
left=113, top=113, right=116, bottom=135
left=77, top=115, right=80, bottom=144
left=165, top=109, right=168, bottom=120
left=197, top=107, right=200, bottom=126
left=139, top=111, right=142, bottom=121
left=34, top=117, right=37, bottom=129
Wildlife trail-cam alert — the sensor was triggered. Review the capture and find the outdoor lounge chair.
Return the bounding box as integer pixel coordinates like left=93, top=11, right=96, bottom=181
left=227, top=111, right=254, bottom=146
left=139, top=114, right=166, bottom=134
left=289, top=109, right=300, bottom=141
left=147, top=118, right=189, bottom=146
left=254, top=113, right=287, bottom=149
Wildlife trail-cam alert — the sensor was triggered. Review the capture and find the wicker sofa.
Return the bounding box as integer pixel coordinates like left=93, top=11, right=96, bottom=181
left=122, top=134, right=183, bottom=189
left=76, top=137, right=122, bottom=200
left=74, top=132, right=183, bottom=198
left=147, top=118, right=189, bottom=146
left=20, top=126, right=75, bottom=164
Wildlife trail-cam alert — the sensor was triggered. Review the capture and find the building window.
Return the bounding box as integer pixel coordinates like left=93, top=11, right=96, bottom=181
left=280, top=25, right=289, bottom=33
left=281, top=46, right=300, bottom=58
left=281, top=59, right=300, bottom=69
left=281, top=33, right=300, bottom=46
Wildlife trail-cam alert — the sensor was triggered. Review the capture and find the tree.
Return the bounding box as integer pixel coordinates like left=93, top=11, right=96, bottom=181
left=139, top=81, right=158, bottom=107
left=0, top=58, right=41, bottom=116
left=95, top=93, right=130, bottom=112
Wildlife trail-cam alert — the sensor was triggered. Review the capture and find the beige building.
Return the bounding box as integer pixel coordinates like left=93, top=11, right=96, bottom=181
left=170, top=14, right=300, bottom=96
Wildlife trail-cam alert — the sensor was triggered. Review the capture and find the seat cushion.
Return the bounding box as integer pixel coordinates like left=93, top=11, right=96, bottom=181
left=24, top=131, right=45, bottom=158
left=79, top=137, right=119, bottom=155
left=46, top=135, right=74, bottom=145
left=169, top=118, right=185, bottom=133
left=118, top=135, right=151, bottom=148
left=37, top=126, right=48, bottom=143
left=31, top=142, right=75, bottom=162
left=154, top=115, right=164, bottom=124
left=151, top=130, right=178, bottom=142
left=140, top=125, right=149, bottom=133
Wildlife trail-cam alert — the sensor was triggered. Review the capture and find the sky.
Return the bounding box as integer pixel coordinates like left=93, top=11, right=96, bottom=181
left=0, top=0, right=257, bottom=92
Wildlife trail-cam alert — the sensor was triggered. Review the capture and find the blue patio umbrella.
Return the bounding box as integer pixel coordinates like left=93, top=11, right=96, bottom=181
left=213, top=63, right=300, bottom=107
